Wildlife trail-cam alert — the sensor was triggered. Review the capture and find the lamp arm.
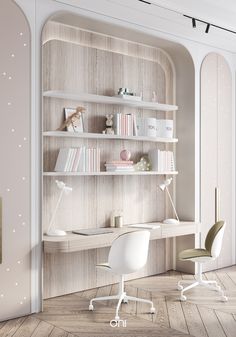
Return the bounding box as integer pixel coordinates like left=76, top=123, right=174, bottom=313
left=47, top=188, right=65, bottom=232
left=165, top=187, right=179, bottom=221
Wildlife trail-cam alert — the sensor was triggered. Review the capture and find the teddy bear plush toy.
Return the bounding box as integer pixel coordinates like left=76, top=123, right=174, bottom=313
left=103, top=114, right=115, bottom=134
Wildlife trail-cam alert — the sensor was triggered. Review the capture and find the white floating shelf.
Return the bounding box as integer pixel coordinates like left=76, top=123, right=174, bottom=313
left=43, top=91, right=178, bottom=111
left=43, top=131, right=178, bottom=143
left=43, top=171, right=178, bottom=177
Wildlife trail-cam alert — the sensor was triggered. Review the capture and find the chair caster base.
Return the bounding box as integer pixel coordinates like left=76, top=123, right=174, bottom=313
left=122, top=299, right=128, bottom=304
left=115, top=315, right=120, bottom=321
left=150, top=307, right=156, bottom=314
left=180, top=295, right=187, bottom=302
left=221, top=295, right=228, bottom=302
left=89, top=304, right=94, bottom=311
left=177, top=285, right=183, bottom=291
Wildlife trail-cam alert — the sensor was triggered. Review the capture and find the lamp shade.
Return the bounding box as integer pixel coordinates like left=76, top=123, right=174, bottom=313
left=159, top=178, right=172, bottom=191
left=159, top=183, right=166, bottom=191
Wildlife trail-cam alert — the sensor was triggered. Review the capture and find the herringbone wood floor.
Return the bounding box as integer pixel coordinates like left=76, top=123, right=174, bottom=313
left=1, top=266, right=236, bottom=337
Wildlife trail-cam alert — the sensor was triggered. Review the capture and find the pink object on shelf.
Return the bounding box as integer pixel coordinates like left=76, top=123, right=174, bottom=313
left=120, top=149, right=131, bottom=161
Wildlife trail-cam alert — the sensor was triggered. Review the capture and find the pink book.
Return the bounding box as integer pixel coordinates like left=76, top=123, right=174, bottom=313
left=106, top=160, right=133, bottom=164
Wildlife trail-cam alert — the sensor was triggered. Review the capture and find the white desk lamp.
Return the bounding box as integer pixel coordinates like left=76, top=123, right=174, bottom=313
left=159, top=178, right=179, bottom=224
left=46, top=180, right=73, bottom=236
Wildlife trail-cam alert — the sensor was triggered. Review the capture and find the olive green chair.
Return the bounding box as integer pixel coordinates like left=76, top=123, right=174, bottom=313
left=177, top=221, right=228, bottom=302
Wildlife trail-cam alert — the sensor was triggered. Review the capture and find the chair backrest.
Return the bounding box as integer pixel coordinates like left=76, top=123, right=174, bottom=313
left=205, top=221, right=226, bottom=258
left=108, top=230, right=150, bottom=275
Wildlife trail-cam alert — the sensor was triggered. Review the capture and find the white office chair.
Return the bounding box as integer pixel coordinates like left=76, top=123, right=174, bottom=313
left=89, top=230, right=156, bottom=321
left=177, top=220, right=228, bottom=302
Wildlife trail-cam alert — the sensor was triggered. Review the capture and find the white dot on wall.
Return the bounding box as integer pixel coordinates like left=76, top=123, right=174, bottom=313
left=8, top=76, right=12, bottom=80
left=0, top=294, right=4, bottom=298
left=7, top=102, right=12, bottom=106
left=23, top=137, right=27, bottom=141
left=23, top=43, right=27, bottom=47
left=22, top=222, right=26, bottom=226
left=6, top=268, right=10, bottom=272
left=18, top=144, right=22, bottom=148
left=20, top=301, right=23, bottom=305
left=22, top=177, right=26, bottom=181
left=12, top=229, right=16, bottom=233
left=11, top=128, right=15, bottom=133
left=23, top=297, right=27, bottom=300
left=15, top=282, right=18, bottom=286
left=18, top=214, right=22, bottom=217
left=11, top=54, right=15, bottom=58
left=17, top=260, right=21, bottom=264
left=2, top=72, right=7, bottom=76
left=20, top=32, right=23, bottom=36
left=6, top=188, right=10, bottom=192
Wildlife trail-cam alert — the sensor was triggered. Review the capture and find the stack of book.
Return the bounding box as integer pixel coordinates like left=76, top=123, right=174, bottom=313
left=148, top=149, right=175, bottom=172
left=54, top=147, right=100, bottom=172
left=105, top=160, right=134, bottom=172
left=113, top=113, right=137, bottom=136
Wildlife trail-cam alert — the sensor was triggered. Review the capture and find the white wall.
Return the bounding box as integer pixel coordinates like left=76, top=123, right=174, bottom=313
left=12, top=0, right=236, bottom=315
left=0, top=0, right=31, bottom=321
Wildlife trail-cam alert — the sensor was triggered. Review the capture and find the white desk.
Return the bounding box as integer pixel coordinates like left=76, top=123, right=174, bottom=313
left=43, top=221, right=200, bottom=299
left=43, top=221, right=200, bottom=253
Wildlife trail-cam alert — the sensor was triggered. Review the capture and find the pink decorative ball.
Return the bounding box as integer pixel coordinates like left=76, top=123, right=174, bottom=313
left=120, top=149, right=131, bottom=161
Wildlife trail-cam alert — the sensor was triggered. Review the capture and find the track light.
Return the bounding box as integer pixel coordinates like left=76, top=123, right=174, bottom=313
left=192, top=18, right=196, bottom=28
left=205, top=23, right=210, bottom=33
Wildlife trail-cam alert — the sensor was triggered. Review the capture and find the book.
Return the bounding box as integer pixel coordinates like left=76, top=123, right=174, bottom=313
left=72, top=148, right=82, bottom=172
left=54, top=148, right=71, bottom=172
left=106, top=167, right=134, bottom=172
left=148, top=149, right=175, bottom=172
left=133, top=114, right=138, bottom=136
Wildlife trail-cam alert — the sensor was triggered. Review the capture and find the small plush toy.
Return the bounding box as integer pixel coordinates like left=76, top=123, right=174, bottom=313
left=103, top=114, right=115, bottom=134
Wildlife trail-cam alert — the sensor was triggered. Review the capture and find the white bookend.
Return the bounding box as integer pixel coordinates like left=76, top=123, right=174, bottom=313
left=148, top=149, right=159, bottom=171
left=54, top=148, right=71, bottom=172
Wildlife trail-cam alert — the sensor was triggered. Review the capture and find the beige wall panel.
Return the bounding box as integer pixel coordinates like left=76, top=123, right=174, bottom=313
left=217, top=56, right=233, bottom=268
left=0, top=0, right=31, bottom=321
left=42, top=22, right=175, bottom=297
left=201, top=54, right=218, bottom=271
left=43, top=250, right=97, bottom=299
left=201, top=53, right=233, bottom=271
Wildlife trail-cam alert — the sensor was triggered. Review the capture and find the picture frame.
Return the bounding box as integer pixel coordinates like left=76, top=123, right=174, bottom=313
left=64, top=107, right=84, bottom=133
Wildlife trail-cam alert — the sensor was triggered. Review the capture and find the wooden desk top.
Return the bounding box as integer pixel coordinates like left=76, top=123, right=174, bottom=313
left=43, top=221, right=200, bottom=254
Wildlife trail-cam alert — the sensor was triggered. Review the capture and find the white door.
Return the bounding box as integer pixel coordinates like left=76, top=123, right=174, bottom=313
left=0, top=0, right=31, bottom=321
left=201, top=53, right=234, bottom=271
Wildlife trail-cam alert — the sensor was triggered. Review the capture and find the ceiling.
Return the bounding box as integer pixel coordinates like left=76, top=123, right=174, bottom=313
left=150, top=0, right=236, bottom=31
left=53, top=0, right=236, bottom=53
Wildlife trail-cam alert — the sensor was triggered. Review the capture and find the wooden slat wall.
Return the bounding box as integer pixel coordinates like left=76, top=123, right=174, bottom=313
left=42, top=21, right=176, bottom=298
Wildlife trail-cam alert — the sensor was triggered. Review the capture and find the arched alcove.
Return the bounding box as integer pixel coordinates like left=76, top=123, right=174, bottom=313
left=41, top=12, right=196, bottom=298
left=0, top=0, right=31, bottom=321
left=201, top=53, right=234, bottom=271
